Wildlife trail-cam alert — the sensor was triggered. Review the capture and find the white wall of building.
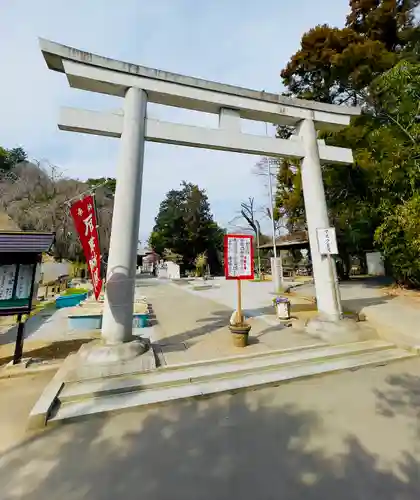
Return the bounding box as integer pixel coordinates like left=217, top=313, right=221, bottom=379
left=40, top=262, right=71, bottom=284
left=366, top=252, right=385, bottom=276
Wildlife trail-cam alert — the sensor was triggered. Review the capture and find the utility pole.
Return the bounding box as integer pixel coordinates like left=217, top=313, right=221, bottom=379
left=256, top=220, right=262, bottom=279
left=266, top=158, right=283, bottom=292
left=263, top=124, right=284, bottom=293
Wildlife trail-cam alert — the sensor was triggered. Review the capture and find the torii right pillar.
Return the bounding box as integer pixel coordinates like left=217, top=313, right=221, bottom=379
left=298, top=116, right=340, bottom=322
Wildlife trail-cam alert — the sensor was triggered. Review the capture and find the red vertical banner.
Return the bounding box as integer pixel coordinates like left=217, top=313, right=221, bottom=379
left=70, top=194, right=103, bottom=300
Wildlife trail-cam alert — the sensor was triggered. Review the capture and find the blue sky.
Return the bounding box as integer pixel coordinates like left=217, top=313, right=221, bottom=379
left=0, top=0, right=350, bottom=242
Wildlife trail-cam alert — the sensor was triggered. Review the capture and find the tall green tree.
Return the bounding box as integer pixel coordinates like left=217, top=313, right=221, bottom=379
left=276, top=0, right=420, bottom=284
left=273, top=159, right=306, bottom=233
left=149, top=182, right=225, bottom=272
left=281, top=1, right=419, bottom=105
left=346, top=0, right=420, bottom=51
left=281, top=24, right=396, bottom=104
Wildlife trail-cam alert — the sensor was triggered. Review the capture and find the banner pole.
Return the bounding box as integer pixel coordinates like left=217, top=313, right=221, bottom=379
left=65, top=178, right=111, bottom=206
left=91, top=192, right=104, bottom=283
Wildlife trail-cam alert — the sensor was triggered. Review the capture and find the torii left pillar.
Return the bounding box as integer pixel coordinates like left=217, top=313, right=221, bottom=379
left=101, top=87, right=147, bottom=354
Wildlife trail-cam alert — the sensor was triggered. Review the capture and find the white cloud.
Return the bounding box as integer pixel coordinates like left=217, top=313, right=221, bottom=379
left=0, top=0, right=350, bottom=240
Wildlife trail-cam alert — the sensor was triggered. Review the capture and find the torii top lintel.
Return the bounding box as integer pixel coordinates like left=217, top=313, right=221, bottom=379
left=39, top=38, right=361, bottom=129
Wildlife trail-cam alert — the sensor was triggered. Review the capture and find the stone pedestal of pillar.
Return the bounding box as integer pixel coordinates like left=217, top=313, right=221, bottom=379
left=305, top=316, right=376, bottom=345
left=79, top=339, right=149, bottom=365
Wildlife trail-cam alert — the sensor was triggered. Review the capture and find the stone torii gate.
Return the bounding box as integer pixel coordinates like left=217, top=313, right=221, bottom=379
left=39, top=39, right=361, bottom=358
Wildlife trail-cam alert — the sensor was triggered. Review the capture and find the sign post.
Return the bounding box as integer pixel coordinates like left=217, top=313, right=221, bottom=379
left=0, top=262, right=38, bottom=364
left=316, top=227, right=342, bottom=319
left=0, top=231, right=54, bottom=364
left=69, top=194, right=103, bottom=300
left=224, top=234, right=254, bottom=324
left=237, top=280, right=242, bottom=324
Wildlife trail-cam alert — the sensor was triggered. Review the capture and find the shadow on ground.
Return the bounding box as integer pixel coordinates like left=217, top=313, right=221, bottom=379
left=154, top=309, right=233, bottom=352
left=374, top=373, right=420, bottom=438
left=343, top=276, right=394, bottom=288
left=0, top=383, right=419, bottom=500
left=298, top=290, right=394, bottom=318
left=291, top=303, right=317, bottom=313
left=243, top=305, right=273, bottom=318
left=0, top=306, right=56, bottom=347
left=0, top=338, right=94, bottom=367
left=342, top=295, right=393, bottom=314
left=297, top=277, right=396, bottom=313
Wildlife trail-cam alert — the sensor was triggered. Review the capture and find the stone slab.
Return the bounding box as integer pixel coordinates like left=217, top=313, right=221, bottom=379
left=50, top=346, right=415, bottom=425
left=27, top=341, right=157, bottom=429
left=27, top=353, right=78, bottom=429
left=59, top=340, right=396, bottom=403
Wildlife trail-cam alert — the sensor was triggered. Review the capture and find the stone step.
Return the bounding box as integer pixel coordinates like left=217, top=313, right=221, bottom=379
left=58, top=340, right=394, bottom=403
left=50, top=344, right=415, bottom=425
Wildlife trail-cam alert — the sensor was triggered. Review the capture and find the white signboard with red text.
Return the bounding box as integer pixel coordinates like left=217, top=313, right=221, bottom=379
left=224, top=234, right=254, bottom=280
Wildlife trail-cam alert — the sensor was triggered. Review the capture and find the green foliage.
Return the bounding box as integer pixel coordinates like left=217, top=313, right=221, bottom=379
left=376, top=195, right=420, bottom=286
left=281, top=1, right=420, bottom=105
left=163, top=248, right=183, bottom=264
left=87, top=177, right=116, bottom=196
left=0, top=146, right=27, bottom=171
left=194, top=252, right=208, bottom=277
left=149, top=182, right=224, bottom=272
left=281, top=24, right=396, bottom=104
left=274, top=159, right=305, bottom=232
left=277, top=0, right=420, bottom=285
left=346, top=0, right=420, bottom=51
left=62, top=287, right=90, bottom=296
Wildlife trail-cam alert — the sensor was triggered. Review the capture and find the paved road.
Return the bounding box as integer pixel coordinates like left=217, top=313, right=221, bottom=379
left=142, top=279, right=321, bottom=365
left=0, top=307, right=90, bottom=347
left=0, top=277, right=419, bottom=499
left=295, top=278, right=386, bottom=303
left=1, top=356, right=420, bottom=499
left=171, top=277, right=300, bottom=319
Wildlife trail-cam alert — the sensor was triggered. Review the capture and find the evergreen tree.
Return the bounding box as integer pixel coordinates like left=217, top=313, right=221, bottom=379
left=276, top=0, right=420, bottom=285
left=149, top=182, right=225, bottom=272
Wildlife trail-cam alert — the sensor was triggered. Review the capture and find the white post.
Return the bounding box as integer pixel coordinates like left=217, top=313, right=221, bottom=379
left=102, top=87, right=147, bottom=344
left=256, top=228, right=261, bottom=278
left=297, top=117, right=340, bottom=321
left=268, top=161, right=283, bottom=292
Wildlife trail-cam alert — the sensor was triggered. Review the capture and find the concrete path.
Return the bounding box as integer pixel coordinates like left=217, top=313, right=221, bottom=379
left=295, top=279, right=420, bottom=348
left=0, top=307, right=98, bottom=367
left=0, top=307, right=92, bottom=347
left=0, top=371, right=55, bottom=453
left=142, top=279, right=322, bottom=366
left=1, top=357, right=420, bottom=499
left=167, top=277, right=317, bottom=324
left=172, top=277, right=294, bottom=319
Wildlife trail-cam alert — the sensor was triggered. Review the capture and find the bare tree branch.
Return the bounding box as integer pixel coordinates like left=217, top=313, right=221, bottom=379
left=1, top=159, right=114, bottom=261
